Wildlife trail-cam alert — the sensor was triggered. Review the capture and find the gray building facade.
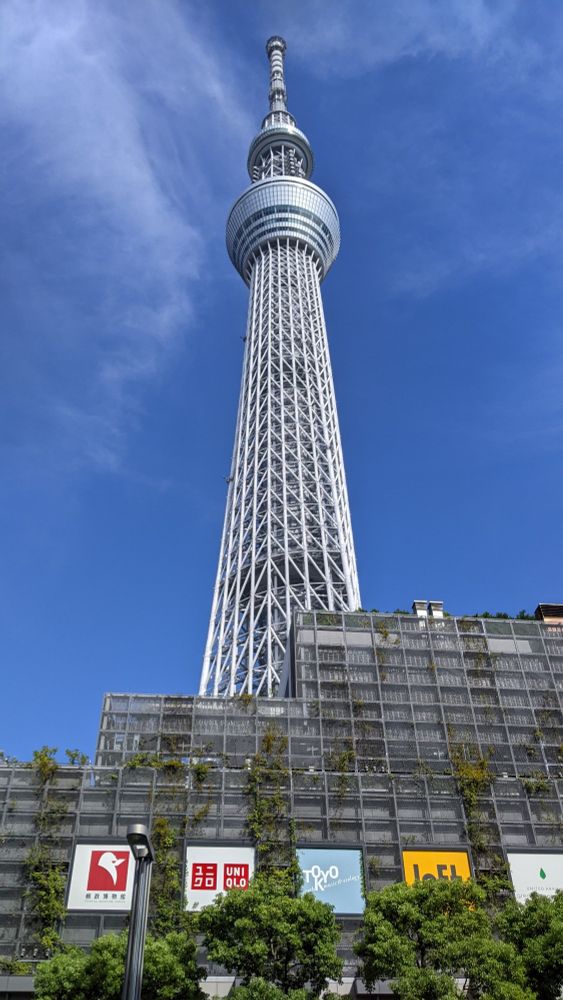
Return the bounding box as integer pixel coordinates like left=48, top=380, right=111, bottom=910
left=1, top=607, right=562, bottom=993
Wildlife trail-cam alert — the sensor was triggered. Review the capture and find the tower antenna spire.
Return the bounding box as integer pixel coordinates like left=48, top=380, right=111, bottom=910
left=266, top=36, right=287, bottom=112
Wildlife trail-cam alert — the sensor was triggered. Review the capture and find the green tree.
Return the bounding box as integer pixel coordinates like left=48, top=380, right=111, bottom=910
left=35, top=930, right=205, bottom=1000
left=199, top=869, right=343, bottom=996
left=355, top=880, right=534, bottom=1000
left=230, top=978, right=310, bottom=1000
left=497, top=890, right=563, bottom=1000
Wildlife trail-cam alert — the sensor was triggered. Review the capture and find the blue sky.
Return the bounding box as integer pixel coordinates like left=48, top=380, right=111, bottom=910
left=1, top=0, right=562, bottom=761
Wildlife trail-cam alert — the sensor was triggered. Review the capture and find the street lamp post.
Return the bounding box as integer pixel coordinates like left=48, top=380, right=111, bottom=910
left=121, top=823, right=154, bottom=1000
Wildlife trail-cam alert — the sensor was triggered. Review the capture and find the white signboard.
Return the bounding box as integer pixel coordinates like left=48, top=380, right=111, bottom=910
left=185, top=845, right=255, bottom=911
left=67, top=843, right=135, bottom=911
left=507, top=852, right=563, bottom=903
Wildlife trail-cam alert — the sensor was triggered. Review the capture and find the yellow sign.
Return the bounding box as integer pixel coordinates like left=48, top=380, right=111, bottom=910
left=403, top=849, right=471, bottom=885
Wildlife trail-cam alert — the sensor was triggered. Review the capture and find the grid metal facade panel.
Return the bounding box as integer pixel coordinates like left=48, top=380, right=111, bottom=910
left=2, top=612, right=562, bottom=974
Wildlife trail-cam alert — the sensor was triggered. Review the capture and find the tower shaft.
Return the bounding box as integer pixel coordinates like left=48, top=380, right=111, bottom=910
left=200, top=39, right=360, bottom=697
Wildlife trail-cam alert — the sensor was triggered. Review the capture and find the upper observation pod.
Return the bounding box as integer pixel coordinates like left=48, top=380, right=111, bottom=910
left=227, top=37, right=340, bottom=284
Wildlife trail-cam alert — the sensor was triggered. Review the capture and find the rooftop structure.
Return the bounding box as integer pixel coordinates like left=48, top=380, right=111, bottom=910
left=201, top=38, right=360, bottom=699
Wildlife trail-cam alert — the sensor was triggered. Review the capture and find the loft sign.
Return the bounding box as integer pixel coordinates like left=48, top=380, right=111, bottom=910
left=412, top=862, right=463, bottom=882
left=402, top=849, right=471, bottom=885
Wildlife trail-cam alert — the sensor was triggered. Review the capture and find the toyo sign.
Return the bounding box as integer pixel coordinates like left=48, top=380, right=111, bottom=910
left=507, top=852, right=563, bottom=902
left=297, top=848, right=364, bottom=914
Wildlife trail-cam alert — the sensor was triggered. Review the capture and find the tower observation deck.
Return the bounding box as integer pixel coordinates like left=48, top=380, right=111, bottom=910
left=200, top=38, right=360, bottom=697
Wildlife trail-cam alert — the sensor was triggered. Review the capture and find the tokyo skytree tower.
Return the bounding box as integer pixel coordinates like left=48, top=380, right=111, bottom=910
left=200, top=37, right=360, bottom=697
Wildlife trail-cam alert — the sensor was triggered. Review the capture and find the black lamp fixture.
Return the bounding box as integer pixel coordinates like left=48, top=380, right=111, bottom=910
left=127, top=824, right=154, bottom=861
left=121, top=823, right=154, bottom=1000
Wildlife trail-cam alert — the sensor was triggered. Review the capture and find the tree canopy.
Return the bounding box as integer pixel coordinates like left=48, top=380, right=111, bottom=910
left=34, top=930, right=205, bottom=1000
left=32, top=868, right=563, bottom=1000
left=496, top=890, right=563, bottom=1000
left=198, top=868, right=343, bottom=997
left=230, top=977, right=312, bottom=1000
left=355, top=879, right=534, bottom=1000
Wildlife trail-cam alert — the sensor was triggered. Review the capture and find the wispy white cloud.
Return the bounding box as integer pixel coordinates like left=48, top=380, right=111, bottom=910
left=282, top=0, right=522, bottom=75
left=0, top=0, right=254, bottom=472
left=2, top=0, right=563, bottom=476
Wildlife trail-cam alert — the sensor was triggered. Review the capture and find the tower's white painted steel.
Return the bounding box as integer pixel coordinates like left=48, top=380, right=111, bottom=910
left=200, top=38, right=360, bottom=697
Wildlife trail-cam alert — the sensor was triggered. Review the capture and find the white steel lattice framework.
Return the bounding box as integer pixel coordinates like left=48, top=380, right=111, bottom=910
left=200, top=37, right=360, bottom=697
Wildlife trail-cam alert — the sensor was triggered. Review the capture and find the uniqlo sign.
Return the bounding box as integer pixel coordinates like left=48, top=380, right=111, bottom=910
left=185, top=846, right=255, bottom=910
left=223, top=863, right=250, bottom=889
left=191, top=863, right=217, bottom=891
left=67, top=844, right=135, bottom=911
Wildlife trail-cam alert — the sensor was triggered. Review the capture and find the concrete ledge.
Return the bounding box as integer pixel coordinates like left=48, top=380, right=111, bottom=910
left=352, top=980, right=393, bottom=997
left=0, top=974, right=35, bottom=995
left=0, top=973, right=384, bottom=998
left=202, top=977, right=236, bottom=998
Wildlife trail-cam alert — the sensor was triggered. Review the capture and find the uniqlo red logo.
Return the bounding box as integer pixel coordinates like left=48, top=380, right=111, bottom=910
left=191, top=863, right=217, bottom=891
left=223, top=863, right=250, bottom=890
left=87, top=851, right=130, bottom=892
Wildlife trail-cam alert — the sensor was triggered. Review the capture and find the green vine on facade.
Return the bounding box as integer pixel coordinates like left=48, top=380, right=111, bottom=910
left=245, top=726, right=290, bottom=867
left=238, top=692, right=255, bottom=711
left=64, top=748, right=89, bottom=766
left=413, top=760, right=433, bottom=781
left=316, top=613, right=341, bottom=626
left=522, top=772, right=551, bottom=797
left=446, top=727, right=496, bottom=868
left=187, top=752, right=215, bottom=830
left=21, top=751, right=74, bottom=955
left=31, top=747, right=58, bottom=785
left=325, top=743, right=355, bottom=804
left=148, top=816, right=190, bottom=935
left=24, top=847, right=66, bottom=954
left=345, top=614, right=371, bottom=629
left=35, top=799, right=68, bottom=836
left=367, top=855, right=381, bottom=886
left=0, top=958, right=32, bottom=976
left=191, top=802, right=211, bottom=827
left=325, top=744, right=355, bottom=773
left=191, top=762, right=212, bottom=789
left=124, top=748, right=216, bottom=830
left=325, top=741, right=356, bottom=812
left=447, top=730, right=494, bottom=812
left=125, top=752, right=185, bottom=772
